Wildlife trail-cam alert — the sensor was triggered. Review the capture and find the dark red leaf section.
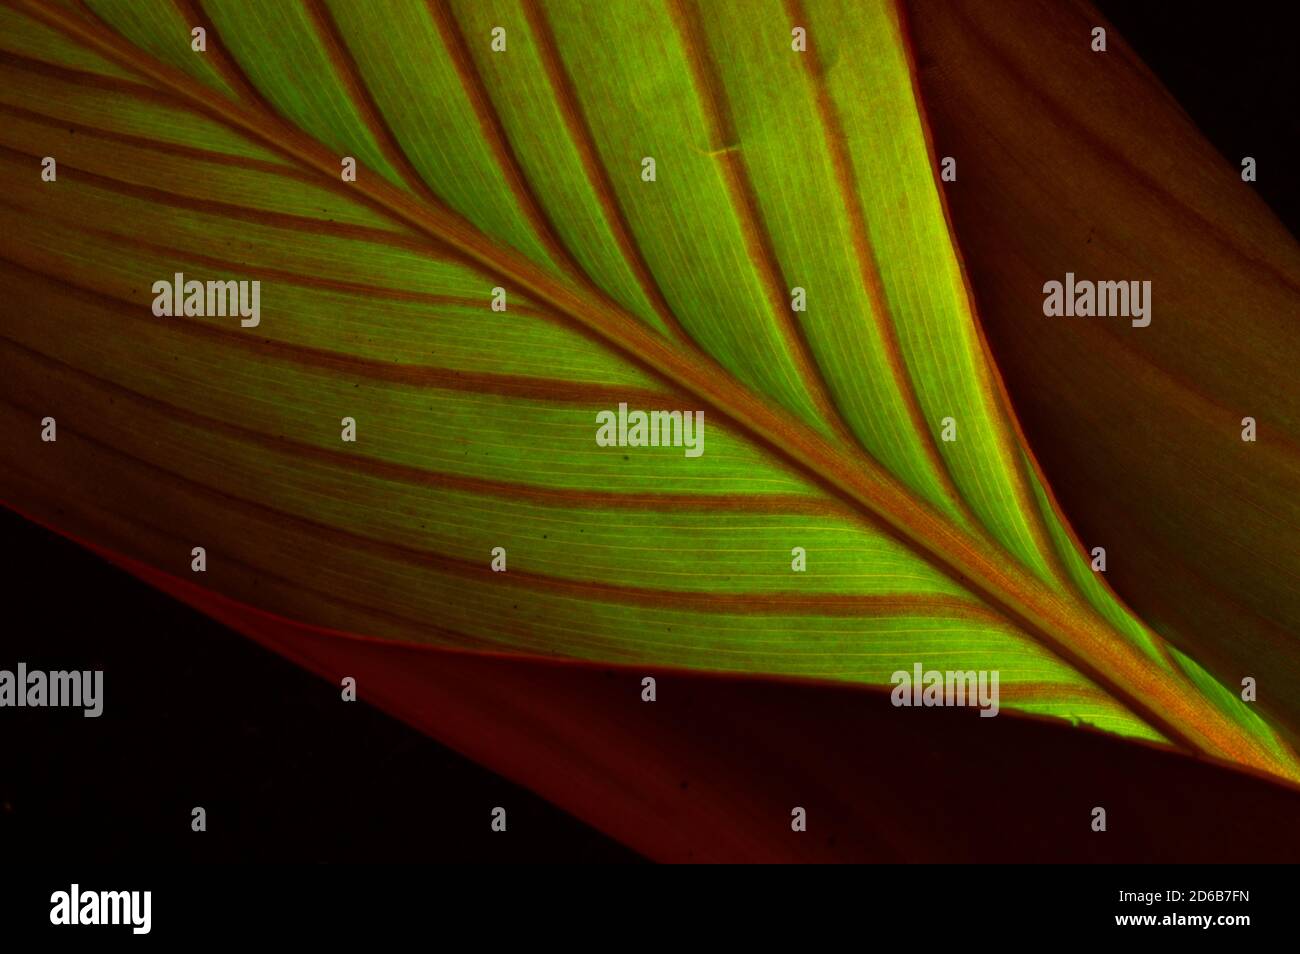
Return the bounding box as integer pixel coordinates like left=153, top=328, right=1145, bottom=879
left=902, top=0, right=1300, bottom=748
left=23, top=515, right=1291, bottom=863
left=9, top=0, right=1300, bottom=862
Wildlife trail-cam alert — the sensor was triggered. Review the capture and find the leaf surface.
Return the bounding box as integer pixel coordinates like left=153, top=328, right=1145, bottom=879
left=0, top=0, right=1294, bottom=783
left=905, top=0, right=1300, bottom=751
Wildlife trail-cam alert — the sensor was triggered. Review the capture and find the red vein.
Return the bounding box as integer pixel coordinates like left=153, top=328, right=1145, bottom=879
left=0, top=44, right=175, bottom=102
left=0, top=184, right=560, bottom=315
left=1, top=456, right=499, bottom=651
left=0, top=136, right=571, bottom=305
left=785, top=0, right=980, bottom=533
left=0, top=254, right=669, bottom=404
left=667, top=0, right=862, bottom=452
left=0, top=141, right=432, bottom=249
left=0, top=98, right=303, bottom=175
left=170, top=0, right=266, bottom=105
left=888, top=0, right=1169, bottom=602
left=520, top=0, right=694, bottom=345
left=4, top=385, right=997, bottom=619
left=303, top=0, right=453, bottom=212
left=424, top=0, right=636, bottom=300
left=5, top=0, right=1293, bottom=777
left=2, top=332, right=829, bottom=515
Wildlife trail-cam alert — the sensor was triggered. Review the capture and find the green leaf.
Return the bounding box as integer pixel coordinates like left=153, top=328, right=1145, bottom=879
left=0, top=0, right=1294, bottom=782
left=906, top=0, right=1300, bottom=757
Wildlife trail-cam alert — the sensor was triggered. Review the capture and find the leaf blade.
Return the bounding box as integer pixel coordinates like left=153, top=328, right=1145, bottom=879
left=2, top=0, right=1295, bottom=781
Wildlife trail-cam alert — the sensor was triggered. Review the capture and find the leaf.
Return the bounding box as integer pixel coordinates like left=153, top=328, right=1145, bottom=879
left=0, top=0, right=1295, bottom=795
left=905, top=0, right=1300, bottom=751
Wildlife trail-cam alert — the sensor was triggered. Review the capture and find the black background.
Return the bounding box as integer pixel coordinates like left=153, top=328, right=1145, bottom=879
left=1, top=1, right=1294, bottom=863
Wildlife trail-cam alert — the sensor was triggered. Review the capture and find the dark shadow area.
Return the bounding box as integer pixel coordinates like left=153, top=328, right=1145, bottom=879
left=1094, top=0, right=1296, bottom=234
left=0, top=508, right=642, bottom=862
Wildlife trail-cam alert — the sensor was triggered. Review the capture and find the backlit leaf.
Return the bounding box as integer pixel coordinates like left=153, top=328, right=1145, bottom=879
left=1, top=0, right=1295, bottom=793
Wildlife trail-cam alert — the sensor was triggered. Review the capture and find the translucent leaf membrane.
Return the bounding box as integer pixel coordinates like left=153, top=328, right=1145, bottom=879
left=0, top=0, right=1295, bottom=783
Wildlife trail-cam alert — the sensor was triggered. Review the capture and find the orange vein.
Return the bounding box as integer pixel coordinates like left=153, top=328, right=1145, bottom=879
left=0, top=98, right=303, bottom=175
left=0, top=254, right=664, bottom=403
left=302, top=0, right=455, bottom=212
left=888, top=0, right=1151, bottom=600
left=4, top=385, right=995, bottom=619
left=7, top=0, right=1294, bottom=778
left=786, top=0, right=980, bottom=533
left=521, top=0, right=694, bottom=346
left=0, top=44, right=176, bottom=101
left=667, top=0, right=861, bottom=452
left=425, top=0, right=610, bottom=292
left=0, top=142, right=435, bottom=251
left=170, top=0, right=264, bottom=105
left=1, top=454, right=499, bottom=651
left=3, top=332, right=831, bottom=514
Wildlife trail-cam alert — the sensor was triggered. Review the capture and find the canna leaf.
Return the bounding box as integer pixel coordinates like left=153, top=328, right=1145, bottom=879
left=0, top=0, right=1295, bottom=800
left=905, top=0, right=1300, bottom=754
